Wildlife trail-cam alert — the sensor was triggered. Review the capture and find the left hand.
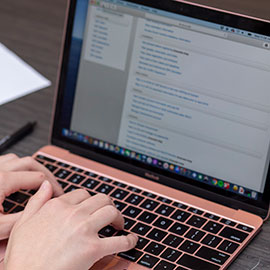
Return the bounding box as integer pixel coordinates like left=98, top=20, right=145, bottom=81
left=0, top=153, right=64, bottom=240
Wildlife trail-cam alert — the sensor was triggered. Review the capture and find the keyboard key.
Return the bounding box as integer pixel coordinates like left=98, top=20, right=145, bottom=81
left=28, top=189, right=37, bottom=195
left=131, top=223, right=151, bottom=236
left=110, top=189, right=129, bottom=200
left=154, top=260, right=176, bottom=270
left=82, top=179, right=100, bottom=190
left=45, top=164, right=57, bottom=173
left=57, top=180, right=68, bottom=189
left=155, top=204, right=174, bottom=216
left=179, top=240, right=200, bottom=254
left=157, top=197, right=172, bottom=204
left=138, top=211, right=157, bottom=224
left=201, top=234, right=222, bottom=248
left=84, top=171, right=98, bottom=178
left=136, top=237, right=150, bottom=250
left=4, top=200, right=16, bottom=213
left=145, top=242, right=166, bottom=256
left=127, top=186, right=142, bottom=193
left=55, top=169, right=71, bottom=179
left=99, top=226, right=116, bottom=237
left=188, top=207, right=203, bottom=215
left=65, top=185, right=80, bottom=193
left=112, top=181, right=127, bottom=188
left=36, top=160, right=44, bottom=164
left=218, top=240, right=239, bottom=254
left=196, top=246, right=229, bottom=265
left=186, top=215, right=207, bottom=228
left=161, top=248, right=182, bottom=262
left=3, top=200, right=15, bottom=212
left=99, top=176, right=113, bottom=183
left=56, top=162, right=70, bottom=168
left=147, top=228, right=167, bottom=242
left=96, top=184, right=114, bottom=194
left=172, top=202, right=188, bottom=210
left=236, top=224, right=253, bottom=232
left=70, top=167, right=83, bottom=173
left=140, top=199, right=159, bottom=211
left=67, top=174, right=86, bottom=185
left=10, top=205, right=24, bottom=213
left=204, top=212, right=220, bottom=221
left=7, top=192, right=29, bottom=204
left=220, top=218, right=236, bottom=227
left=36, top=155, right=56, bottom=163
left=169, top=223, right=189, bottom=236
left=162, top=234, right=183, bottom=248
left=142, top=191, right=157, bottom=199
left=138, top=254, right=159, bottom=268
left=114, top=200, right=127, bottom=212
left=203, top=221, right=223, bottom=234
left=118, top=249, right=143, bottom=262
left=123, top=206, right=142, bottom=219
left=153, top=217, right=173, bottom=230
left=175, top=267, right=189, bottom=270
left=124, top=217, right=136, bottom=230
left=171, top=210, right=191, bottom=223
left=88, top=191, right=96, bottom=196
left=219, top=227, right=248, bottom=243
left=177, top=254, right=219, bottom=270
left=185, top=228, right=205, bottom=242
left=116, top=230, right=129, bottom=236
left=125, top=194, right=144, bottom=205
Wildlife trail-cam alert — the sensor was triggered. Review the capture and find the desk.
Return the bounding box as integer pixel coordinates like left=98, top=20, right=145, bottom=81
left=0, top=0, right=269, bottom=269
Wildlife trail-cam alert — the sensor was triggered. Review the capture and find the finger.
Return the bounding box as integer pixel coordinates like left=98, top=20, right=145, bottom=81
left=21, top=181, right=53, bottom=221
left=1, top=157, right=63, bottom=196
left=0, top=171, right=47, bottom=203
left=0, top=154, right=18, bottom=165
left=100, top=234, right=138, bottom=256
left=59, top=189, right=90, bottom=205
left=79, top=193, right=113, bottom=214
left=88, top=205, right=124, bottom=231
left=0, top=212, right=22, bottom=241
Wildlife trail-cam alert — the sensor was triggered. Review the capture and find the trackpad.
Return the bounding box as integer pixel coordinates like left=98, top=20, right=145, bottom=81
left=91, top=255, right=148, bottom=270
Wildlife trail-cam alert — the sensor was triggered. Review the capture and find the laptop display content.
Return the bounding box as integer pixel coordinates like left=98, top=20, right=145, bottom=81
left=54, top=0, right=270, bottom=215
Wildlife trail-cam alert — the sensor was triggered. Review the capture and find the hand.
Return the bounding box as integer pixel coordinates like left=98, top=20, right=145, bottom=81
left=4, top=181, right=138, bottom=270
left=0, top=154, right=63, bottom=240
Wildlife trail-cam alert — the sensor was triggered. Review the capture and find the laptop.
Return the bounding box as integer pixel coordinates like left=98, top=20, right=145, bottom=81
left=2, top=0, right=270, bottom=269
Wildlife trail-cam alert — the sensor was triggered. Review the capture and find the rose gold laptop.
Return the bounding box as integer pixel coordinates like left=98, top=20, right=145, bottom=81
left=2, top=0, right=270, bottom=269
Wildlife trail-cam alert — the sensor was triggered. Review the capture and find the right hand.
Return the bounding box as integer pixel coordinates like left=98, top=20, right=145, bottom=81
left=4, top=181, right=138, bottom=270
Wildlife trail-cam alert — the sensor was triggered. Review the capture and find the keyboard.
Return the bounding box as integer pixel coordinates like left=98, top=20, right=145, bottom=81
left=3, top=154, right=254, bottom=270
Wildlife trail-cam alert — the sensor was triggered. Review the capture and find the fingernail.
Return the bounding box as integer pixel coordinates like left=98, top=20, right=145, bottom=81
left=130, top=233, right=138, bottom=242
left=40, top=180, right=50, bottom=191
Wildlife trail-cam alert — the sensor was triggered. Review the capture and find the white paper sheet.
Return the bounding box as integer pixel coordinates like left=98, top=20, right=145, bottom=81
left=0, top=43, right=51, bottom=106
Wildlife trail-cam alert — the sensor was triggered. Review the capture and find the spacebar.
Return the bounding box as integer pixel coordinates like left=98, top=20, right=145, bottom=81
left=178, top=254, right=220, bottom=270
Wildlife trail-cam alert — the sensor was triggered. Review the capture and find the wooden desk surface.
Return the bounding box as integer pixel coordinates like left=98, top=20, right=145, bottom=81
left=0, top=0, right=269, bottom=269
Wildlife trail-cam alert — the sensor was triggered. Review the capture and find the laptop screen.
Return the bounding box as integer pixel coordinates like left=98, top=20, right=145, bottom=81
left=53, top=0, right=270, bottom=212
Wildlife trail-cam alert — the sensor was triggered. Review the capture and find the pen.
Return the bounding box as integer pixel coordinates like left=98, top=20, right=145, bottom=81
left=0, top=121, right=37, bottom=153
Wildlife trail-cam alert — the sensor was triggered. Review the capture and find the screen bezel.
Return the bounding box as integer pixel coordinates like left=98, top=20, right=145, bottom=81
left=51, top=0, right=270, bottom=219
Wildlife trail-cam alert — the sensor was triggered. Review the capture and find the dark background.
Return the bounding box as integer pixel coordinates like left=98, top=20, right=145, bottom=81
left=0, top=0, right=269, bottom=269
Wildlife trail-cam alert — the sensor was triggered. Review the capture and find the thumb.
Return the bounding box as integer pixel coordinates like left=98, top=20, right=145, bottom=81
left=20, top=180, right=53, bottom=221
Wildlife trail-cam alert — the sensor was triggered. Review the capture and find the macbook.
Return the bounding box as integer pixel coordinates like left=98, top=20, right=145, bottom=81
left=2, top=0, right=270, bottom=269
